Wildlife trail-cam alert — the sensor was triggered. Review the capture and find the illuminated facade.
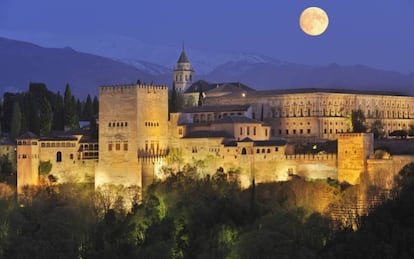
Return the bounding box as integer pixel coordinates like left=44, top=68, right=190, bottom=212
left=15, top=49, right=414, bottom=195
left=203, top=89, right=414, bottom=142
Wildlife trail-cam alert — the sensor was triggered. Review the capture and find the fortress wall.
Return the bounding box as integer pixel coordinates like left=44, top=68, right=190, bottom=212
left=367, top=155, right=414, bottom=189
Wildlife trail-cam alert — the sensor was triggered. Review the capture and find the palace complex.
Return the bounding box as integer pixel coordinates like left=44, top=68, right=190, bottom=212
left=12, top=49, right=414, bottom=196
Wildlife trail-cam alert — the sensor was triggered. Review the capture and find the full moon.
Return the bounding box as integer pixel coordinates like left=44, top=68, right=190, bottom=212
left=299, top=7, right=329, bottom=36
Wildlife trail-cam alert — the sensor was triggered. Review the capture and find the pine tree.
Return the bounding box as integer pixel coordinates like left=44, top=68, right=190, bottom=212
left=10, top=102, right=22, bottom=138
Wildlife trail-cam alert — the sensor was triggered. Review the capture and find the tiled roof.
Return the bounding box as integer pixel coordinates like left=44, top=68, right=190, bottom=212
left=17, top=132, right=39, bottom=140
left=183, top=131, right=233, bottom=139
left=250, top=88, right=409, bottom=97
left=224, top=139, right=287, bottom=147
left=177, top=50, right=190, bottom=63
left=213, top=115, right=263, bottom=124
left=185, top=81, right=255, bottom=94
left=182, top=104, right=250, bottom=113
left=0, top=136, right=15, bottom=145
left=253, top=140, right=287, bottom=146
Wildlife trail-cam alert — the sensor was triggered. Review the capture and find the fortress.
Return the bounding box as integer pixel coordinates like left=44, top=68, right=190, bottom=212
left=15, top=49, right=414, bottom=196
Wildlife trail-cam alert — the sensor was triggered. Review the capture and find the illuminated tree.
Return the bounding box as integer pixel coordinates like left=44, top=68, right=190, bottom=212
left=370, top=120, right=385, bottom=139
left=351, top=109, right=367, bottom=133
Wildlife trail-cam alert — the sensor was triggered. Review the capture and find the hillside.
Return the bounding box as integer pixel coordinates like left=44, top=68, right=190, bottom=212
left=205, top=61, right=414, bottom=96
left=0, top=37, right=170, bottom=98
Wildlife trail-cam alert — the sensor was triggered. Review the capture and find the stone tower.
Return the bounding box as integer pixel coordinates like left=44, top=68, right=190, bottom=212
left=16, top=132, right=40, bottom=193
left=337, top=133, right=374, bottom=184
left=95, top=84, right=169, bottom=191
left=173, top=47, right=194, bottom=93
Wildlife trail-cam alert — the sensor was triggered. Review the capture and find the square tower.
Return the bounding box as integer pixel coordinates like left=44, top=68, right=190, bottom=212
left=337, top=133, right=374, bottom=184
left=95, top=84, right=169, bottom=189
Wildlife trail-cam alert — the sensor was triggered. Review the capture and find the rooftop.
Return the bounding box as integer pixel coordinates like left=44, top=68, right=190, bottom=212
left=250, top=88, right=410, bottom=97
left=185, top=80, right=255, bottom=94
left=182, top=104, right=251, bottom=113
left=183, top=130, right=233, bottom=139
left=177, top=49, right=190, bottom=63
left=213, top=115, right=264, bottom=124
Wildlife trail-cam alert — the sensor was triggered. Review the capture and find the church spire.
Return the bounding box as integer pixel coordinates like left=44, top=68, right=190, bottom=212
left=173, top=44, right=194, bottom=93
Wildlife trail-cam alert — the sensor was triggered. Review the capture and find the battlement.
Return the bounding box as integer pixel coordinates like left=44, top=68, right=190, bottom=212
left=337, top=133, right=371, bottom=138
left=100, top=84, right=168, bottom=95
left=285, top=153, right=337, bottom=161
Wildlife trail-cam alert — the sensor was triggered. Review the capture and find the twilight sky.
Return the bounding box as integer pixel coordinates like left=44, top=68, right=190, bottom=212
left=1, top=0, right=414, bottom=73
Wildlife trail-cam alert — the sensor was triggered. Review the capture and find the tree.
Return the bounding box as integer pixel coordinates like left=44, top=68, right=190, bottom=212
left=63, top=84, right=79, bottom=130
left=389, top=130, right=408, bottom=139
left=351, top=109, right=367, bottom=133
left=92, top=96, right=99, bottom=116
left=82, top=95, right=93, bottom=121
left=52, top=92, right=64, bottom=131
left=169, top=83, right=184, bottom=113
left=10, top=102, right=22, bottom=138
left=409, top=124, right=414, bottom=136
left=39, top=96, right=52, bottom=136
left=370, top=120, right=384, bottom=139
left=0, top=155, right=13, bottom=182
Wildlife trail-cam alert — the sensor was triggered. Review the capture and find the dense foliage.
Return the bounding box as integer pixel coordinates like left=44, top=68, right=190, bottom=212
left=0, top=162, right=412, bottom=258
left=0, top=83, right=98, bottom=136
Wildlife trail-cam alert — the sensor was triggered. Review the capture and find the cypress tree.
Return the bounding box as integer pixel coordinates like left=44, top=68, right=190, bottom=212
left=53, top=92, right=64, bottom=131
left=39, top=96, right=52, bottom=136
left=10, top=102, right=22, bottom=138
left=82, top=94, right=93, bottom=120
left=63, top=84, right=79, bottom=130
left=92, top=96, right=99, bottom=116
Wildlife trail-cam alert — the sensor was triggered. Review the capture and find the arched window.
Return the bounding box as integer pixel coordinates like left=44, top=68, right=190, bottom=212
left=56, top=151, right=62, bottom=162
left=241, top=148, right=247, bottom=155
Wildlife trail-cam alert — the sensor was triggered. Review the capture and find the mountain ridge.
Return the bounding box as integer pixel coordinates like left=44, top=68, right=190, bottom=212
left=1, top=36, right=414, bottom=98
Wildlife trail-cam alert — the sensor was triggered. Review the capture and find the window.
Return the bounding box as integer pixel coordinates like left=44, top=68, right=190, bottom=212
left=240, top=127, right=243, bottom=135
left=275, top=147, right=279, bottom=152
left=56, top=151, right=62, bottom=162
left=267, top=149, right=271, bottom=153
left=307, top=129, right=311, bottom=134
left=116, top=143, right=120, bottom=151
left=293, top=129, right=296, bottom=135
left=265, top=129, right=268, bottom=137
left=108, top=143, right=113, bottom=151
left=178, top=128, right=183, bottom=135
left=70, top=154, right=74, bottom=160
left=253, top=127, right=256, bottom=135
left=247, top=127, right=250, bottom=135
left=108, top=123, right=111, bottom=127
left=241, top=148, right=247, bottom=155
left=286, top=129, right=289, bottom=135
left=300, top=129, right=303, bottom=134
left=124, top=143, right=128, bottom=151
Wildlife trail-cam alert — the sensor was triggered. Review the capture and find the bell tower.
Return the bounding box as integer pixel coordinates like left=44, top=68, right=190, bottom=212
left=173, top=46, right=194, bottom=93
